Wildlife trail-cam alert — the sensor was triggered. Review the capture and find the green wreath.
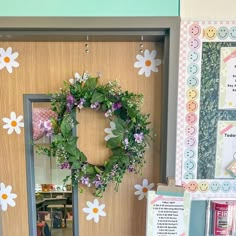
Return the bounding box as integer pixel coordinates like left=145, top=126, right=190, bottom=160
left=37, top=72, right=152, bottom=197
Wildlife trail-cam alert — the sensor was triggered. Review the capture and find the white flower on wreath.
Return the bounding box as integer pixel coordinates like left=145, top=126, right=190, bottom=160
left=0, top=47, right=19, bottom=73
left=69, top=72, right=89, bottom=84
left=134, top=179, right=154, bottom=200
left=134, top=49, right=161, bottom=77
left=82, top=199, right=106, bottom=223
left=104, top=121, right=117, bottom=141
left=0, top=183, right=17, bottom=211
left=2, top=112, right=24, bottom=134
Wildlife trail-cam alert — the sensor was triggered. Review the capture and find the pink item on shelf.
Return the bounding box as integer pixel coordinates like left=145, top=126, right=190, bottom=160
left=211, top=201, right=236, bottom=236
left=32, top=108, right=57, bottom=141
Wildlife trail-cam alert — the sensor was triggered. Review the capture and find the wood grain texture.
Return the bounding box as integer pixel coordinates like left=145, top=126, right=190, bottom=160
left=0, top=41, right=163, bottom=236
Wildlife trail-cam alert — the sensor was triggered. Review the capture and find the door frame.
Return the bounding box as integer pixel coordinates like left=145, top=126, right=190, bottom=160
left=0, top=16, right=180, bottom=236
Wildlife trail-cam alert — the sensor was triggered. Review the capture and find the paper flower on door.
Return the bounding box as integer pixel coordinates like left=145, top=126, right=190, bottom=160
left=82, top=199, right=106, bottom=223
left=0, top=182, right=17, bottom=211
left=134, top=49, right=161, bottom=77
left=2, top=112, right=24, bottom=134
left=0, top=47, right=19, bottom=73
left=134, top=178, right=154, bottom=200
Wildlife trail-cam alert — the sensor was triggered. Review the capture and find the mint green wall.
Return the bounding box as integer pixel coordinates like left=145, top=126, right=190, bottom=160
left=0, top=0, right=179, bottom=16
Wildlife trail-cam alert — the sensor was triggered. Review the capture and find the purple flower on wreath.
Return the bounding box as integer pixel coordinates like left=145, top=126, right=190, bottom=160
left=128, top=165, right=135, bottom=172
left=105, top=109, right=112, bottom=118
left=112, top=102, right=122, bottom=111
left=134, top=132, right=144, bottom=143
left=123, top=138, right=129, bottom=149
left=77, top=98, right=86, bottom=109
left=93, top=174, right=103, bottom=188
left=90, top=102, right=101, bottom=110
left=60, top=161, right=71, bottom=169
left=81, top=177, right=91, bottom=187
left=66, top=94, right=75, bottom=112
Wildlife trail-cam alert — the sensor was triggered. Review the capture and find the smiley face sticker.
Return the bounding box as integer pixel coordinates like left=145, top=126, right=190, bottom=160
left=183, top=171, right=195, bottom=179
left=229, top=26, right=236, bottom=40
left=184, top=159, right=196, bottom=171
left=198, top=181, right=209, bottom=193
left=185, top=113, right=198, bottom=125
left=210, top=181, right=221, bottom=192
left=187, top=76, right=199, bottom=88
left=221, top=181, right=231, bottom=193
left=185, top=136, right=196, bottom=148
left=217, top=26, right=229, bottom=40
left=186, top=100, right=198, bottom=112
left=186, top=181, right=198, bottom=192
left=188, top=51, right=200, bottom=63
left=186, top=89, right=198, bottom=100
left=184, top=149, right=195, bottom=159
left=185, top=125, right=197, bottom=136
left=204, top=26, right=217, bottom=40
left=189, top=23, right=201, bottom=37
left=188, top=38, right=201, bottom=50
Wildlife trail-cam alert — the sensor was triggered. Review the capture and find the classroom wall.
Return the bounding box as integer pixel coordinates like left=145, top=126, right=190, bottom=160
left=181, top=0, right=236, bottom=18
left=0, top=0, right=179, bottom=16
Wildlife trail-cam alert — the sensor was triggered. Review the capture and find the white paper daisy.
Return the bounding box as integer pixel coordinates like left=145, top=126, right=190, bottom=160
left=134, top=179, right=154, bottom=200
left=82, top=199, right=106, bottom=223
left=0, top=47, right=19, bottom=73
left=2, top=112, right=24, bottom=134
left=0, top=183, right=17, bottom=211
left=134, top=49, right=161, bottom=77
left=104, top=121, right=117, bottom=141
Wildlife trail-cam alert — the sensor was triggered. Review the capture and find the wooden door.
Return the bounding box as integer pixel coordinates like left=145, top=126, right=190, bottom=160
left=0, top=41, right=163, bottom=235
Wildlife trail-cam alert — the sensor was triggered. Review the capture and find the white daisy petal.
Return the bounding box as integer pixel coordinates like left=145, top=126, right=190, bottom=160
left=0, top=63, right=4, bottom=70
left=16, top=115, right=23, bottom=122
left=86, top=214, right=94, bottom=221
left=149, top=183, right=154, bottom=189
left=94, top=214, right=99, bottom=223
left=138, top=68, right=145, bottom=75
left=134, top=190, right=141, bottom=195
left=150, top=50, right=157, bottom=58
left=134, top=184, right=143, bottom=190
left=0, top=48, right=4, bottom=54
left=12, top=52, right=19, bottom=59
left=14, top=126, right=21, bottom=134
left=6, top=47, right=12, bottom=54
left=10, top=112, right=16, bottom=120
left=3, top=124, right=10, bottom=129
left=144, top=69, right=151, bottom=77
left=136, top=54, right=144, bottom=61
left=144, top=49, right=150, bottom=58
left=12, top=61, right=19, bottom=68
left=142, top=179, right=148, bottom=186
left=2, top=118, right=10, bottom=123
left=7, top=127, right=14, bottom=134
left=154, top=59, right=162, bottom=66
left=138, top=194, right=145, bottom=200
left=6, top=65, right=13, bottom=73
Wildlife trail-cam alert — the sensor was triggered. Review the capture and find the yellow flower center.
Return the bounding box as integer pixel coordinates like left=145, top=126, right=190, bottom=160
left=4, top=56, right=10, bottom=63
left=11, top=120, right=17, bottom=127
left=142, top=187, right=148, bottom=193
left=2, top=194, right=8, bottom=200
left=93, top=207, right=99, bottom=214
left=145, top=60, right=151, bottom=67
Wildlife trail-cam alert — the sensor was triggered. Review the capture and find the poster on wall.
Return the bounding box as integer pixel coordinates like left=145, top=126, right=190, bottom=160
left=176, top=20, right=236, bottom=199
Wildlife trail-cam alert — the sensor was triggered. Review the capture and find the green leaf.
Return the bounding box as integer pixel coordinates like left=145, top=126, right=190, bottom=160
left=111, top=147, right=123, bottom=155
left=86, top=165, right=96, bottom=175
left=106, top=136, right=122, bottom=149
left=60, top=115, right=73, bottom=137
left=112, top=118, right=126, bottom=137
left=127, top=107, right=138, bottom=118
left=91, top=91, right=105, bottom=103
left=79, top=151, right=87, bottom=162
left=84, top=77, right=98, bottom=90
left=95, top=166, right=103, bottom=174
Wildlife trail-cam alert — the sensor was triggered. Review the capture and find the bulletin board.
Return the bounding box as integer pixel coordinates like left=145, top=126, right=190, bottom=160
left=176, top=20, right=236, bottom=198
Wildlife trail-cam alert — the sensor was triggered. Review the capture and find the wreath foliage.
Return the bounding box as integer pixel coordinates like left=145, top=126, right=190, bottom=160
left=37, top=72, right=152, bottom=197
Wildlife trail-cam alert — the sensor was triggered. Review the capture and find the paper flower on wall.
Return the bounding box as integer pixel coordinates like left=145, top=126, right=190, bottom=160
left=2, top=112, right=24, bottom=134
left=82, top=199, right=106, bottom=223
left=134, top=49, right=161, bottom=77
left=0, top=183, right=17, bottom=211
left=0, top=47, right=19, bottom=73
left=134, top=178, right=154, bottom=200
